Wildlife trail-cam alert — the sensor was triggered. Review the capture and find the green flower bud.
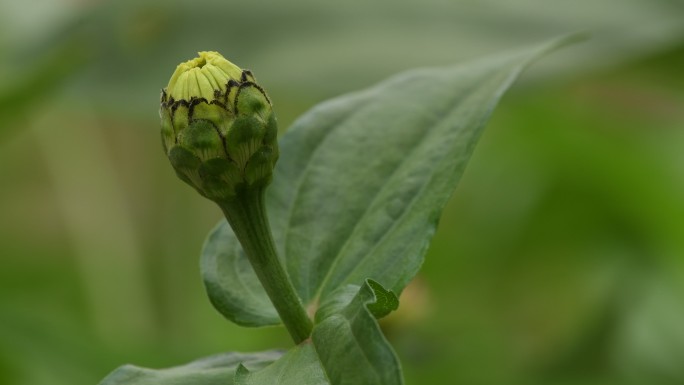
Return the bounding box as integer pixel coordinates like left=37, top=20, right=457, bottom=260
left=160, top=51, right=278, bottom=201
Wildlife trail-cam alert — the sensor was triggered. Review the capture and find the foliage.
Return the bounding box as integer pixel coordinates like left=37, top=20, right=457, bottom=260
left=3, top=3, right=684, bottom=385
left=100, top=36, right=577, bottom=384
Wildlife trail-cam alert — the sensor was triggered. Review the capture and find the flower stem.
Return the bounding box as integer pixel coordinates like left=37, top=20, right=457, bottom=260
left=218, top=187, right=312, bottom=344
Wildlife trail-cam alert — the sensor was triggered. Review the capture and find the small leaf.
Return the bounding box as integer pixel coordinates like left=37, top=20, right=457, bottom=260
left=202, top=35, right=581, bottom=326
left=98, top=351, right=282, bottom=385
left=366, top=279, right=400, bottom=319
left=313, top=279, right=399, bottom=322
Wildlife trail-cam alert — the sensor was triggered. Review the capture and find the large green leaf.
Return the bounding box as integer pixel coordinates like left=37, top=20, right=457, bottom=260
left=235, top=279, right=402, bottom=385
left=98, top=351, right=281, bottom=385
left=202, top=35, right=580, bottom=326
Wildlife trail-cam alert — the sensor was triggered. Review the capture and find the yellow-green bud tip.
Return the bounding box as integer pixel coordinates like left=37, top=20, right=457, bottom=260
left=166, top=51, right=243, bottom=101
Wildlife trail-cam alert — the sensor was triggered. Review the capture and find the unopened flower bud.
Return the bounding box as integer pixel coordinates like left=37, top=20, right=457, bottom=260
left=160, top=51, right=278, bottom=201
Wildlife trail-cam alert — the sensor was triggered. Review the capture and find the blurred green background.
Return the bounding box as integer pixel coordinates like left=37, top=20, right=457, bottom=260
left=1, top=0, right=683, bottom=384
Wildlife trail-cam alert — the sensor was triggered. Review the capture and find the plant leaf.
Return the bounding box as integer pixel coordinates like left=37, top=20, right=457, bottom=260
left=313, top=279, right=399, bottom=322
left=98, top=351, right=282, bottom=385
left=312, top=279, right=403, bottom=385
left=236, top=279, right=402, bottom=385
left=202, top=35, right=581, bottom=326
left=234, top=343, right=327, bottom=385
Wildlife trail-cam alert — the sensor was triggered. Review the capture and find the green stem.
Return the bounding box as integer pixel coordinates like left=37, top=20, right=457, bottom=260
left=218, top=187, right=312, bottom=344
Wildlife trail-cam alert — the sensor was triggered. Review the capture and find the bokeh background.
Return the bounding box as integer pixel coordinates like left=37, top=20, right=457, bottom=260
left=1, top=0, right=684, bottom=384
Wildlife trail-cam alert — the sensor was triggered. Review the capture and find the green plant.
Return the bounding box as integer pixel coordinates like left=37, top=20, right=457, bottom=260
left=99, top=35, right=578, bottom=385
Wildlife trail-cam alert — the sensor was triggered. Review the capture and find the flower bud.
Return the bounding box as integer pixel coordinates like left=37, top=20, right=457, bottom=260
left=160, top=51, right=278, bottom=201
